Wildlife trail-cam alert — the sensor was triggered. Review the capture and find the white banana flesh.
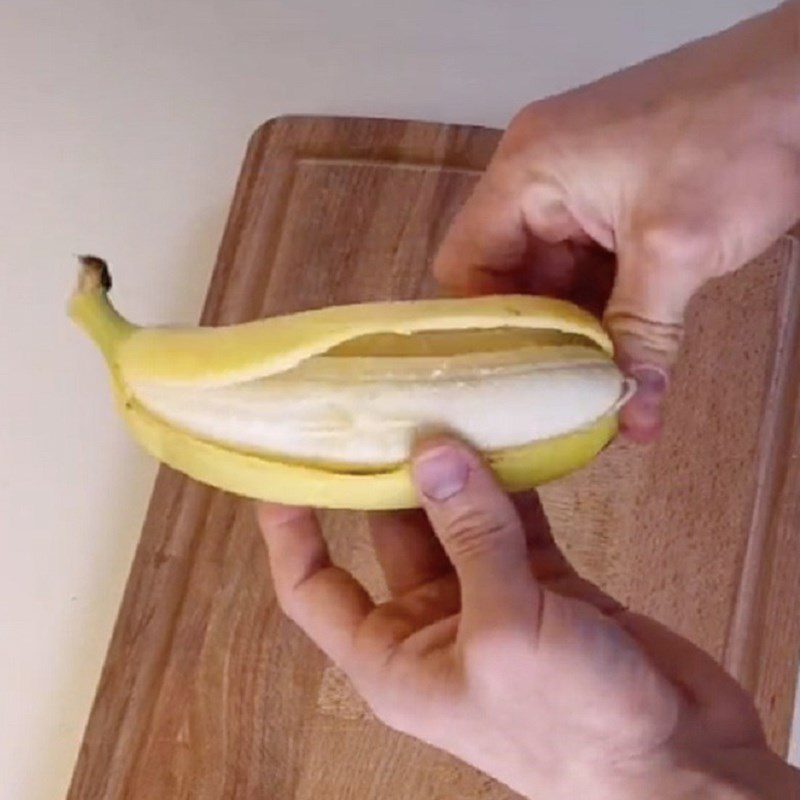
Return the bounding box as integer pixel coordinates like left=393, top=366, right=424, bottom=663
left=130, top=338, right=626, bottom=469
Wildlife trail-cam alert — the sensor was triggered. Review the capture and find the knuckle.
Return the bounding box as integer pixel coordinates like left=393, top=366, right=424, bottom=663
left=501, top=102, right=556, bottom=155
left=270, top=579, right=293, bottom=613
left=273, top=573, right=317, bottom=622
left=372, top=702, right=412, bottom=733
left=367, top=692, right=413, bottom=732
left=443, top=508, right=516, bottom=561
left=605, top=314, right=684, bottom=367
left=353, top=607, right=412, bottom=667
left=431, top=240, right=462, bottom=284
left=274, top=589, right=303, bottom=624
left=607, top=220, right=722, bottom=365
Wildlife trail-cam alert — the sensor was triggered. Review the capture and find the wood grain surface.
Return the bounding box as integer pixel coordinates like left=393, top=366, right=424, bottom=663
left=69, top=116, right=800, bottom=799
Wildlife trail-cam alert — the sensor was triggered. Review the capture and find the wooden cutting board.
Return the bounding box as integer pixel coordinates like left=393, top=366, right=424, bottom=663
left=69, top=116, right=800, bottom=799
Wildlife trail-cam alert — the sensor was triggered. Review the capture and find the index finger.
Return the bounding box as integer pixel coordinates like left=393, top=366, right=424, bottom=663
left=432, top=174, right=529, bottom=296
left=256, top=503, right=374, bottom=666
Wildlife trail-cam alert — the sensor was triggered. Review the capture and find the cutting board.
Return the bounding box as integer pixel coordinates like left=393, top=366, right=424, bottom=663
left=69, top=116, right=800, bottom=799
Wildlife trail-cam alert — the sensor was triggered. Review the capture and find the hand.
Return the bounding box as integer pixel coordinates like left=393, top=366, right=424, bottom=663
left=433, top=1, right=800, bottom=442
left=257, top=438, right=799, bottom=799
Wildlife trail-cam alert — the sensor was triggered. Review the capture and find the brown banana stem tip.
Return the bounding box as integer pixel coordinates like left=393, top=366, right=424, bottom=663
left=76, top=255, right=111, bottom=294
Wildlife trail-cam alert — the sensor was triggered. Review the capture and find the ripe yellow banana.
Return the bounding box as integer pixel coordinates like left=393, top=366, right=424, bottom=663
left=69, top=256, right=628, bottom=509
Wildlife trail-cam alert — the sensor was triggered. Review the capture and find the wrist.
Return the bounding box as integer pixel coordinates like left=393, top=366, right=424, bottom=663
left=577, top=747, right=800, bottom=800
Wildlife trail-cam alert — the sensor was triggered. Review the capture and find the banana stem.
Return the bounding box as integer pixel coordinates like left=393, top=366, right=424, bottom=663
left=69, top=256, right=136, bottom=360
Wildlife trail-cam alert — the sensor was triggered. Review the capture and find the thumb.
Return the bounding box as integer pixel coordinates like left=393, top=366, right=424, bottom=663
left=605, top=234, right=707, bottom=442
left=410, top=438, right=540, bottom=635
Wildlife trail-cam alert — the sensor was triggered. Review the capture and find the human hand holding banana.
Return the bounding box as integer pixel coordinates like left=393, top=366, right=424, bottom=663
left=433, top=1, right=800, bottom=443
left=257, top=439, right=800, bottom=799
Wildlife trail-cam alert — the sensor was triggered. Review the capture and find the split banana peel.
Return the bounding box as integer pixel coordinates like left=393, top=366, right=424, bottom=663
left=69, top=256, right=629, bottom=510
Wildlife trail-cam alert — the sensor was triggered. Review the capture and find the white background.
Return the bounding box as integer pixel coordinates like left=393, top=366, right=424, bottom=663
left=0, top=1, right=788, bottom=798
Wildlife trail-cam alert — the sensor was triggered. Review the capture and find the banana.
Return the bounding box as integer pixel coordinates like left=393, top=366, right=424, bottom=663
left=69, top=256, right=629, bottom=510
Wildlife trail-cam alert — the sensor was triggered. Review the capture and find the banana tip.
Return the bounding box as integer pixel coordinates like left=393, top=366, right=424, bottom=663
left=76, top=255, right=112, bottom=294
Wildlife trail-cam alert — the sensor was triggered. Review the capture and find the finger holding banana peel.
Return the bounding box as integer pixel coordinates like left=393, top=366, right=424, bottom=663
left=68, top=256, right=633, bottom=510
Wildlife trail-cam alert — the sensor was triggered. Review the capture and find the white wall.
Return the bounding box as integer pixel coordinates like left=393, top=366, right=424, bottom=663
left=0, top=1, right=781, bottom=798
